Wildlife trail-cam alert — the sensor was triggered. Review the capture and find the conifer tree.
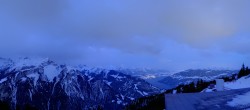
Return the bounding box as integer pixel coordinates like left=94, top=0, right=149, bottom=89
left=238, top=63, right=246, bottom=78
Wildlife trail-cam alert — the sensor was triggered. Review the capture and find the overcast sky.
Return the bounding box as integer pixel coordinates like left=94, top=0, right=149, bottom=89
left=0, top=0, right=250, bottom=71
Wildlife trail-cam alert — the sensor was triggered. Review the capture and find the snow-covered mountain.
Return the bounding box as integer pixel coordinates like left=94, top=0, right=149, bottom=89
left=0, top=57, right=160, bottom=109
left=159, top=69, right=238, bottom=89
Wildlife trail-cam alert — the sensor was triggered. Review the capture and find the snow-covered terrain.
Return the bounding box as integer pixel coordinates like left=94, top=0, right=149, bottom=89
left=166, top=88, right=250, bottom=110
left=227, top=91, right=250, bottom=107
left=225, top=75, right=250, bottom=89
left=0, top=57, right=160, bottom=109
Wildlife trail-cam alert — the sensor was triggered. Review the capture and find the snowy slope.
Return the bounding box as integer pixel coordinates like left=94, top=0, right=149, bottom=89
left=227, top=91, right=250, bottom=108
left=165, top=88, right=250, bottom=110
left=199, top=75, right=250, bottom=108
left=225, top=75, right=250, bottom=89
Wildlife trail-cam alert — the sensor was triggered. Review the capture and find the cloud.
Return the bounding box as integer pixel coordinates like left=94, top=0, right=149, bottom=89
left=220, top=36, right=250, bottom=55
left=0, top=0, right=250, bottom=70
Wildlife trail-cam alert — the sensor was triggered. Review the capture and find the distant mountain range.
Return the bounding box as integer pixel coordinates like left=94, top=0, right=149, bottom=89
left=159, top=69, right=238, bottom=89
left=116, top=68, right=170, bottom=79
left=0, top=57, right=160, bottom=109
left=118, top=68, right=238, bottom=89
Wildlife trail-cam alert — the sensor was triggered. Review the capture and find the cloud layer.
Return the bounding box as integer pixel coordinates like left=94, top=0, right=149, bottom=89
left=0, top=0, right=250, bottom=70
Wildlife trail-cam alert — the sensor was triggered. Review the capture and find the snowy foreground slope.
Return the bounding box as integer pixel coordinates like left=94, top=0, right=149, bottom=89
left=225, top=75, right=250, bottom=89
left=183, top=75, right=250, bottom=110
left=165, top=88, right=250, bottom=110
left=0, top=57, right=160, bottom=109
left=223, top=75, right=250, bottom=108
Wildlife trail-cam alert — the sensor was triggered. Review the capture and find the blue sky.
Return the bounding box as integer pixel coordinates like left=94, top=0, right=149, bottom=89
left=0, top=0, right=250, bottom=71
